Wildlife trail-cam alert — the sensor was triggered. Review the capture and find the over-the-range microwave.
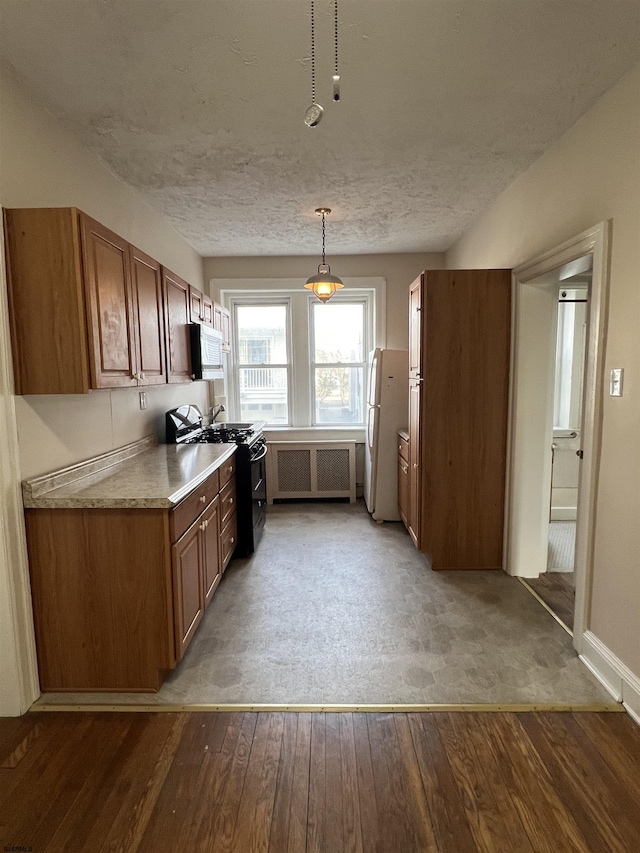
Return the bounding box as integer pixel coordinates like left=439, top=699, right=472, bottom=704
left=189, top=322, right=225, bottom=380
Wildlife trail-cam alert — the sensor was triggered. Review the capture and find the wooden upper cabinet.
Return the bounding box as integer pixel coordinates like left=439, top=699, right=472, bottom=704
left=4, top=208, right=91, bottom=394
left=3, top=207, right=195, bottom=393
left=213, top=301, right=231, bottom=351
left=409, top=276, right=422, bottom=379
left=163, top=269, right=193, bottom=383
left=81, top=215, right=138, bottom=388
left=130, top=245, right=167, bottom=386
left=189, top=285, right=214, bottom=327
left=189, top=285, right=203, bottom=324
left=201, top=294, right=214, bottom=327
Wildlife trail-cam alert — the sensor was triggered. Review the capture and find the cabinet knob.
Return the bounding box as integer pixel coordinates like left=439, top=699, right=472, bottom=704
left=140, top=372, right=146, bottom=380
left=230, top=537, right=235, bottom=545
left=200, top=522, right=206, bottom=532
left=229, top=497, right=234, bottom=505
left=200, top=495, right=206, bottom=504
left=413, top=463, right=418, bottom=469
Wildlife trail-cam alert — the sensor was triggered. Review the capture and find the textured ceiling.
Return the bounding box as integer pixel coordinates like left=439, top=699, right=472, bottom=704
left=1, top=1, right=640, bottom=257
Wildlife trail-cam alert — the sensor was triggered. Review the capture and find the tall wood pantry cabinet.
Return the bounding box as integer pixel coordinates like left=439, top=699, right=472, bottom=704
left=408, top=270, right=511, bottom=570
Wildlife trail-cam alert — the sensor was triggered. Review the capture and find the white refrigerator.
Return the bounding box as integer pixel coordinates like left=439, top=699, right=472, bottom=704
left=364, top=348, right=409, bottom=521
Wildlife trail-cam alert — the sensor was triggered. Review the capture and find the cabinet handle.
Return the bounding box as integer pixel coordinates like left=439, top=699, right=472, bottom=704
left=199, top=495, right=206, bottom=504
left=227, top=465, right=233, bottom=473
left=200, top=522, right=206, bottom=531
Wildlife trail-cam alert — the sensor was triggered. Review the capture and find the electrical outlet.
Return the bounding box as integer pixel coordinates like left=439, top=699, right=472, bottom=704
left=139, top=391, right=147, bottom=410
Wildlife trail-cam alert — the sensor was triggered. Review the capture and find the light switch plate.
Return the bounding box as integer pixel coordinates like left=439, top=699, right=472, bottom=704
left=609, top=368, right=623, bottom=397
left=139, top=391, right=148, bottom=410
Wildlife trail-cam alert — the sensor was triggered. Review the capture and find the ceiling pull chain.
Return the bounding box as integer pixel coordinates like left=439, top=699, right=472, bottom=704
left=332, top=0, right=340, bottom=101
left=304, top=0, right=324, bottom=127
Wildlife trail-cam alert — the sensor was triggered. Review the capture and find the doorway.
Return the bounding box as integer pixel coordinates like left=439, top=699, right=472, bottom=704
left=523, top=274, right=590, bottom=632
left=505, top=222, right=610, bottom=654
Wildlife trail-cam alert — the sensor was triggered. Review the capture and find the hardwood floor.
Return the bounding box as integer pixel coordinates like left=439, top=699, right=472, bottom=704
left=1, top=710, right=639, bottom=852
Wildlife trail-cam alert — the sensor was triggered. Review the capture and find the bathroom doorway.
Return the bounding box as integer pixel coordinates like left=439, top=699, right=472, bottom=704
left=505, top=222, right=610, bottom=654
left=524, top=273, right=590, bottom=632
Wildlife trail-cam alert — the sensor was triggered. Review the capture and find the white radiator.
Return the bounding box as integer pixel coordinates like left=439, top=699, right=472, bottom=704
left=266, top=441, right=356, bottom=504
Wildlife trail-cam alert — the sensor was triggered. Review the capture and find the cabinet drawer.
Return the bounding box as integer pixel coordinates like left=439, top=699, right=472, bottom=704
left=219, top=454, right=236, bottom=488
left=170, top=469, right=220, bottom=542
left=220, top=513, right=237, bottom=571
left=219, top=478, right=236, bottom=527
left=398, top=434, right=409, bottom=464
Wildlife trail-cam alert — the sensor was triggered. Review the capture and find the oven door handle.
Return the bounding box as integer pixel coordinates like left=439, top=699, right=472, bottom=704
left=251, top=444, right=268, bottom=462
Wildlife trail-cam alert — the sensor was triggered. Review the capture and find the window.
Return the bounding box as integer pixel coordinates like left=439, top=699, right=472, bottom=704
left=312, top=301, right=364, bottom=424
left=236, top=303, right=289, bottom=425
left=228, top=289, right=375, bottom=427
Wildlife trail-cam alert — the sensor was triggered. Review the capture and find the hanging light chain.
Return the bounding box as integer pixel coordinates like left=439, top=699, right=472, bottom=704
left=311, top=0, right=316, bottom=105
left=334, top=0, right=339, bottom=75
left=321, top=211, right=326, bottom=266
left=333, top=0, right=340, bottom=101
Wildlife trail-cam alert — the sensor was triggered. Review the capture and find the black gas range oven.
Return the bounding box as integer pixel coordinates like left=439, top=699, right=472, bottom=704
left=166, top=406, right=267, bottom=558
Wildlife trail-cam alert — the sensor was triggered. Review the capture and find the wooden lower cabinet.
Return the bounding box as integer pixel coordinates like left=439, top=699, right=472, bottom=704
left=172, top=517, right=205, bottom=661
left=25, top=461, right=236, bottom=692
left=397, top=431, right=410, bottom=529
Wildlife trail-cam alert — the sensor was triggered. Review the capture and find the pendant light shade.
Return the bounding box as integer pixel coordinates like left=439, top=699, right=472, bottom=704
left=305, top=208, right=344, bottom=303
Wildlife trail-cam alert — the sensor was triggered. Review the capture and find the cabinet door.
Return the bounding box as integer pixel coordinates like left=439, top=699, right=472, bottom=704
left=81, top=215, right=138, bottom=388
left=408, top=379, right=421, bottom=547
left=409, top=276, right=422, bottom=379
left=202, top=294, right=214, bottom=327
left=130, top=246, right=167, bottom=386
left=398, top=450, right=410, bottom=528
left=163, top=269, right=193, bottom=383
left=202, top=496, right=221, bottom=606
left=213, top=302, right=223, bottom=333
left=221, top=306, right=231, bottom=351
left=189, top=285, right=203, bottom=323
left=172, top=520, right=204, bottom=660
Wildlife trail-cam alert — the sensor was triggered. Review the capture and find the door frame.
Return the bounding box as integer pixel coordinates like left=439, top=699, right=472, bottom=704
left=0, top=215, right=40, bottom=715
left=505, top=222, right=610, bottom=653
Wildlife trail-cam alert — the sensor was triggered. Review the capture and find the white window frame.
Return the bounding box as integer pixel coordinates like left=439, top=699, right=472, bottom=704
left=231, top=297, right=293, bottom=426
left=308, top=296, right=369, bottom=426
left=221, top=278, right=383, bottom=430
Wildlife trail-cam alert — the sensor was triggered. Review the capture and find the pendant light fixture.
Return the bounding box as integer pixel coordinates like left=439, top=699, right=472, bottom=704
left=304, top=208, right=344, bottom=303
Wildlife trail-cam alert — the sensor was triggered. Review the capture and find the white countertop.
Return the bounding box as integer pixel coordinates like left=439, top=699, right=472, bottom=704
left=22, top=437, right=236, bottom=509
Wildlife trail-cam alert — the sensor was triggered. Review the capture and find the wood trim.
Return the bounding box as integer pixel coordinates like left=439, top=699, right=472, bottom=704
left=29, top=702, right=625, bottom=713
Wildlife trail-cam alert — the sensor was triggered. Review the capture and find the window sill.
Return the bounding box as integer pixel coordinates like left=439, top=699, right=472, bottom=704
left=263, top=426, right=366, bottom=443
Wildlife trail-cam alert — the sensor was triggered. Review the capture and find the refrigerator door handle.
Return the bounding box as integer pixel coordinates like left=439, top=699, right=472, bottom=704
left=367, top=405, right=378, bottom=450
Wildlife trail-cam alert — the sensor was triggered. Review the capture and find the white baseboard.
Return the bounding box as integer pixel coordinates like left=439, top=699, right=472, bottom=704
left=550, top=507, right=577, bottom=520
left=580, top=631, right=640, bottom=724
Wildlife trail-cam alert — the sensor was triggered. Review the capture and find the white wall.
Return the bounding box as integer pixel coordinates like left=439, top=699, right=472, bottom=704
left=447, top=64, right=640, bottom=678
left=0, top=69, right=208, bottom=713
left=204, top=253, right=445, bottom=352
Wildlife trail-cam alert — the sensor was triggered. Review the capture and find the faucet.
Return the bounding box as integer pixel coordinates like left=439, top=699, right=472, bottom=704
left=211, top=403, right=226, bottom=422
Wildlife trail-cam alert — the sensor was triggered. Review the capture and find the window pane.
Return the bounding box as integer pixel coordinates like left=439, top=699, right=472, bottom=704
left=313, top=303, right=364, bottom=363
left=237, top=305, right=287, bottom=364
left=315, top=367, right=363, bottom=424
left=239, top=367, right=288, bottom=424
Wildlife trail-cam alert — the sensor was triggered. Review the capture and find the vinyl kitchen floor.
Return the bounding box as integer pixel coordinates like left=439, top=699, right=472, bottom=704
left=36, top=501, right=611, bottom=708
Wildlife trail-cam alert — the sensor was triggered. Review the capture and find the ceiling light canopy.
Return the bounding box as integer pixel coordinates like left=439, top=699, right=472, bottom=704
left=304, top=208, right=344, bottom=303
